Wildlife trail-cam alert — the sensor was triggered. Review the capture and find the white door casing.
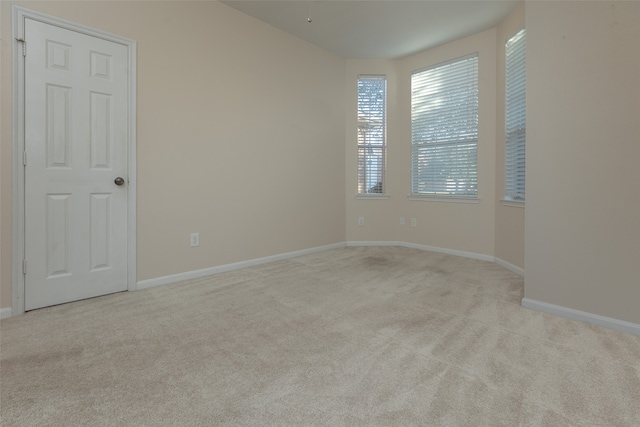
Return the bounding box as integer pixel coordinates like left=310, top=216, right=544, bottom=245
left=13, top=7, right=137, bottom=313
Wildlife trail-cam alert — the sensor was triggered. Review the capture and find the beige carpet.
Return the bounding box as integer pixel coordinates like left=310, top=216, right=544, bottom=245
left=1, top=246, right=639, bottom=426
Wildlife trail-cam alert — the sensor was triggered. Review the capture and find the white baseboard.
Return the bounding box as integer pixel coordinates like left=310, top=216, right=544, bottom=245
left=139, top=240, right=499, bottom=292
left=139, top=240, right=520, bottom=292
left=0, top=307, right=13, bottom=319
left=136, top=242, right=347, bottom=290
left=346, top=240, right=395, bottom=248
left=400, top=241, right=496, bottom=263
left=521, top=298, right=640, bottom=337
left=346, top=240, right=495, bottom=263
left=494, top=257, right=524, bottom=276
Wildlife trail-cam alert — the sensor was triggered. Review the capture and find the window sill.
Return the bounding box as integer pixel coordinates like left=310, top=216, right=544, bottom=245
left=501, top=199, right=525, bottom=208
left=356, top=194, right=389, bottom=200
left=408, top=196, right=480, bottom=204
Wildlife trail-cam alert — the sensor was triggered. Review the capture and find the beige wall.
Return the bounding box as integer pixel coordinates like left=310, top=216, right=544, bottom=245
left=0, top=1, right=346, bottom=308
left=495, top=3, right=525, bottom=270
left=525, top=0, right=640, bottom=324
left=0, top=0, right=4, bottom=309
left=346, top=29, right=498, bottom=258
left=0, top=2, right=11, bottom=309
left=6, top=1, right=636, bottom=328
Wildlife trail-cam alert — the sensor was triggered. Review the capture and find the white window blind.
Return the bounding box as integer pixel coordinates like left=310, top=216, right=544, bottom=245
left=411, top=54, right=478, bottom=198
left=505, top=29, right=526, bottom=201
left=357, top=75, right=386, bottom=194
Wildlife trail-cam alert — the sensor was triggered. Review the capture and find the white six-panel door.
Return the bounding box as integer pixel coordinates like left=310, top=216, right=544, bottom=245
left=24, top=18, right=129, bottom=310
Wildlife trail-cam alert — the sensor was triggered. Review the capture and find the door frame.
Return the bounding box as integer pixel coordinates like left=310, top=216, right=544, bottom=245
left=12, top=6, right=137, bottom=315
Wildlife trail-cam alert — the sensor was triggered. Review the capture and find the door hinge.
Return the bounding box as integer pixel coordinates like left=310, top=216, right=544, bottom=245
left=16, top=38, right=26, bottom=56
left=23, top=260, right=27, bottom=275
left=23, top=151, right=27, bottom=166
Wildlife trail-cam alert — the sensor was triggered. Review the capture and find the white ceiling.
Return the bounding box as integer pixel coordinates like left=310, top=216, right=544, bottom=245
left=221, top=0, right=522, bottom=59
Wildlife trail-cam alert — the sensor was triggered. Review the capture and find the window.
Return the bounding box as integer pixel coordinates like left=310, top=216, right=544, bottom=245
left=411, top=54, right=478, bottom=198
left=357, top=75, right=386, bottom=195
left=505, top=29, right=526, bottom=201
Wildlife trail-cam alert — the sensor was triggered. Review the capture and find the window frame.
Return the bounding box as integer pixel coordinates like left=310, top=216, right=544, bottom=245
left=504, top=28, right=526, bottom=203
left=410, top=53, right=479, bottom=200
left=356, top=74, right=387, bottom=197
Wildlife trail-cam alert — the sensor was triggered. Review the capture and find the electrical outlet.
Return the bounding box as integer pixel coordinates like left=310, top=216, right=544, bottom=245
left=400, top=217, right=405, bottom=226
left=358, top=217, right=364, bottom=226
left=190, top=232, right=200, bottom=247
left=411, top=218, right=417, bottom=228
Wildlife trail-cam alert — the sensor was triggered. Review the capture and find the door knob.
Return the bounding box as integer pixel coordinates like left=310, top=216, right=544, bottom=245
left=114, top=177, right=125, bottom=186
